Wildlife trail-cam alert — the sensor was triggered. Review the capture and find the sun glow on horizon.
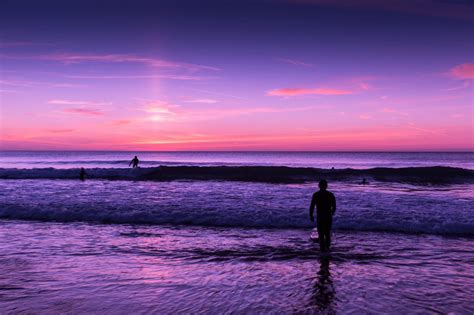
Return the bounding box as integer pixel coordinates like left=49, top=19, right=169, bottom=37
left=0, top=1, right=473, bottom=151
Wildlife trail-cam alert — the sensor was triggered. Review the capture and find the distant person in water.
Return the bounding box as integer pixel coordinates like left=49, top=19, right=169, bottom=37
left=129, top=155, right=140, bottom=168
left=79, top=167, right=87, bottom=181
left=310, top=180, right=336, bottom=252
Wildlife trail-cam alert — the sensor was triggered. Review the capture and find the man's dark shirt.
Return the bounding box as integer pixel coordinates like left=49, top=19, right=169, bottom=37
left=310, top=190, right=336, bottom=222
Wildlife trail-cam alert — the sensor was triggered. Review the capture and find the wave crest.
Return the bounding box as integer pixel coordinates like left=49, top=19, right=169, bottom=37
left=0, top=166, right=473, bottom=184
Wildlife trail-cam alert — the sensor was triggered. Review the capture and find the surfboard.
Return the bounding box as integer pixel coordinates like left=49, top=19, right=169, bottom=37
left=310, top=227, right=319, bottom=241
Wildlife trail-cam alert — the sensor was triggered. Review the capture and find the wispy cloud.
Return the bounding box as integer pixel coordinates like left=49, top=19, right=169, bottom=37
left=406, top=122, right=446, bottom=135
left=138, top=99, right=319, bottom=122
left=62, top=108, right=104, bottom=116
left=0, top=89, right=19, bottom=93
left=449, top=63, right=474, bottom=80
left=0, top=79, right=85, bottom=88
left=185, top=98, right=219, bottom=104
left=441, top=81, right=471, bottom=91
left=267, top=87, right=352, bottom=96
left=63, top=74, right=211, bottom=81
left=0, top=41, right=54, bottom=47
left=143, top=101, right=179, bottom=121
left=381, top=108, right=408, bottom=116
left=45, top=128, right=75, bottom=133
left=3, top=53, right=220, bottom=72
left=358, top=82, right=371, bottom=90
left=358, top=114, right=372, bottom=120
left=196, top=105, right=319, bottom=118
left=49, top=99, right=111, bottom=106
left=190, top=88, right=247, bottom=100
left=275, top=58, right=314, bottom=68
left=112, top=120, right=132, bottom=126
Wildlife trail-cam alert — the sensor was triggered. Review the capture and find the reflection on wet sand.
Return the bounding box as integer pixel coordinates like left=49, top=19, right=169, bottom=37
left=311, top=255, right=335, bottom=313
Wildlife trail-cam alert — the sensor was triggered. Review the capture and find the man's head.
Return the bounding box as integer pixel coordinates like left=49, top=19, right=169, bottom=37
left=319, top=179, right=328, bottom=191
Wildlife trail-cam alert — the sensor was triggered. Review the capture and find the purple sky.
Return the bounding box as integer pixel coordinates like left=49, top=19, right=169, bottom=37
left=1, top=0, right=473, bottom=150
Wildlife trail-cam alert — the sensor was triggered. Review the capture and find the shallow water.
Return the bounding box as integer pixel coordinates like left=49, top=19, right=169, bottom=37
left=1, top=151, right=473, bottom=313
left=0, top=221, right=473, bottom=314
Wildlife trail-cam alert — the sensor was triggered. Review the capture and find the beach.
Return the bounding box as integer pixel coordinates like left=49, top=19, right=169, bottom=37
left=0, top=151, right=473, bottom=313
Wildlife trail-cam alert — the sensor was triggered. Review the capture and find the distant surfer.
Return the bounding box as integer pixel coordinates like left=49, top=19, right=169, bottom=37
left=361, top=178, right=368, bottom=185
left=310, top=180, right=336, bottom=252
left=129, top=156, right=140, bottom=168
left=79, top=167, right=87, bottom=181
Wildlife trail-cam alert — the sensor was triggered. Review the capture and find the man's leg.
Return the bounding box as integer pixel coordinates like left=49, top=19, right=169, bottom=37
left=325, top=230, right=331, bottom=251
left=317, top=223, right=326, bottom=252
left=325, top=219, right=332, bottom=250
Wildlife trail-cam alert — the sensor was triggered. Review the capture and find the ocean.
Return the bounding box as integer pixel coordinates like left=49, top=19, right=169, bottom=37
left=0, top=151, right=473, bottom=313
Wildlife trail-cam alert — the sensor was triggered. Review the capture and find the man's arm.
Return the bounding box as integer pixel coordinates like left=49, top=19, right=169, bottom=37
left=331, top=193, right=336, bottom=216
left=309, top=193, right=316, bottom=222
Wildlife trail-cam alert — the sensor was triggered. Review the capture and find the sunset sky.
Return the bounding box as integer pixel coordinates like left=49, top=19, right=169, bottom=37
left=1, top=0, right=473, bottom=151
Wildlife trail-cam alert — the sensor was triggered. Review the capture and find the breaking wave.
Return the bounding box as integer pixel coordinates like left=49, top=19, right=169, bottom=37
left=0, top=166, right=473, bottom=184
left=1, top=202, right=472, bottom=236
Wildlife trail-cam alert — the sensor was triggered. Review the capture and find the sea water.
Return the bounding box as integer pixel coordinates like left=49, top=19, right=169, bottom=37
left=0, top=151, right=473, bottom=313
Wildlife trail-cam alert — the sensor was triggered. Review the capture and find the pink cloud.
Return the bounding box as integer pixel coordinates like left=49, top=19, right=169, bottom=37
left=186, top=98, right=219, bottom=104
left=141, top=101, right=180, bottom=122
left=112, top=120, right=132, bottom=126
left=45, top=129, right=75, bottom=133
left=196, top=105, right=318, bottom=118
left=62, top=108, right=104, bottom=116
left=190, top=88, right=247, bottom=100
left=138, top=99, right=319, bottom=123
left=449, top=63, right=474, bottom=80
left=267, top=87, right=352, bottom=96
left=381, top=108, right=408, bottom=116
left=358, top=82, right=371, bottom=90
left=144, top=101, right=179, bottom=114
left=49, top=99, right=111, bottom=106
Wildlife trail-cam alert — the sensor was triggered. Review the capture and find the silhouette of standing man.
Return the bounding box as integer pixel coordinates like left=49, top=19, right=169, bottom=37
left=310, top=180, right=336, bottom=252
left=79, top=167, right=87, bottom=181
left=129, top=155, right=140, bottom=168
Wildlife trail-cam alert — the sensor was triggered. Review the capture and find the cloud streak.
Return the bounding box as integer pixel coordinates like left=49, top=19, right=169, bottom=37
left=139, top=99, right=320, bottom=123
left=112, top=120, right=132, bottom=126
left=267, top=87, right=353, bottom=96
left=186, top=98, right=219, bottom=104
left=3, top=53, right=220, bottom=72
left=0, top=79, right=85, bottom=88
left=381, top=108, right=408, bottom=116
left=49, top=99, right=111, bottom=106
left=45, top=129, right=75, bottom=133
left=275, top=58, right=314, bottom=67
left=62, top=108, right=104, bottom=116
left=63, top=74, right=211, bottom=81
left=449, top=63, right=474, bottom=80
